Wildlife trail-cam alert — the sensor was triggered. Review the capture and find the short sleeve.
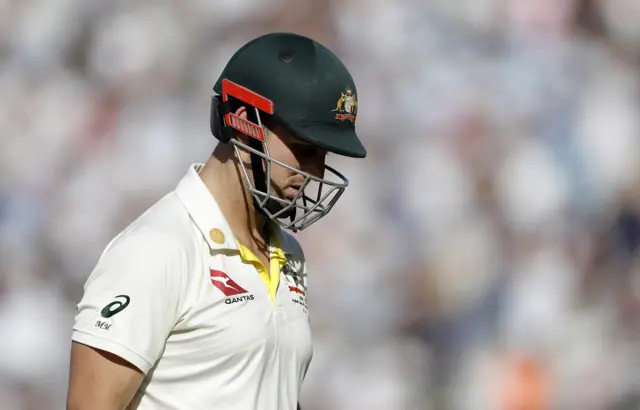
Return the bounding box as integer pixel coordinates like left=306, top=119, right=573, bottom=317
left=72, top=229, right=187, bottom=374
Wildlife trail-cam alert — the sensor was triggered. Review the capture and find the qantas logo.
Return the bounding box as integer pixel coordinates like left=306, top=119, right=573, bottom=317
left=210, top=269, right=248, bottom=296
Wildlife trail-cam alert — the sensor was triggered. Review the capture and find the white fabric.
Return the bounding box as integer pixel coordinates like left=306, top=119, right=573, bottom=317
left=72, top=164, right=312, bottom=410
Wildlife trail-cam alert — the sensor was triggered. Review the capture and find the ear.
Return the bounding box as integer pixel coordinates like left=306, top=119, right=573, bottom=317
left=233, top=106, right=251, bottom=144
left=235, top=105, right=248, bottom=119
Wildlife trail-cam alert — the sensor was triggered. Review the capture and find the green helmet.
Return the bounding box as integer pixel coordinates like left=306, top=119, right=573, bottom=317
left=210, top=32, right=366, bottom=231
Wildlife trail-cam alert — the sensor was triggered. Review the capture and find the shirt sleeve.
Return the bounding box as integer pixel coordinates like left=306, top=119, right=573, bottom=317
left=72, top=229, right=188, bottom=374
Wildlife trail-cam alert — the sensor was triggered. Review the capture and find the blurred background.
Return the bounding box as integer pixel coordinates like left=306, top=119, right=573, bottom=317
left=2, top=0, right=640, bottom=409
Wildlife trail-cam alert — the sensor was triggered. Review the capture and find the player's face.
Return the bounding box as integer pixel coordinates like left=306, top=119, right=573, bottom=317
left=233, top=106, right=327, bottom=201
left=265, top=124, right=327, bottom=201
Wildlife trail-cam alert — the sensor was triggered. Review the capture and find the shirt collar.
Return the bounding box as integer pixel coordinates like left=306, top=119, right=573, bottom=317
left=174, top=163, right=238, bottom=251
left=174, top=163, right=296, bottom=257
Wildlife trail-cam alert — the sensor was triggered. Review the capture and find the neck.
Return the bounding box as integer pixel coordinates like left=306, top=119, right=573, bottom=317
left=199, top=145, right=269, bottom=248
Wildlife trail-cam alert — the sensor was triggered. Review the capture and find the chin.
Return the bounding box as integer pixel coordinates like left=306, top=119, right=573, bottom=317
left=284, top=187, right=301, bottom=200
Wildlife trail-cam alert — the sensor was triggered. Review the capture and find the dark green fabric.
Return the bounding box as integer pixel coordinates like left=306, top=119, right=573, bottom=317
left=214, top=32, right=366, bottom=158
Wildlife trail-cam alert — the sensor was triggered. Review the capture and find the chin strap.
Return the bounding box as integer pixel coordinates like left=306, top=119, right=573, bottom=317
left=249, top=137, right=267, bottom=214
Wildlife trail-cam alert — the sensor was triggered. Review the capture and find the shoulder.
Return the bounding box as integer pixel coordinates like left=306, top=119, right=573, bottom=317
left=92, top=193, right=199, bottom=280
left=107, top=193, right=196, bottom=253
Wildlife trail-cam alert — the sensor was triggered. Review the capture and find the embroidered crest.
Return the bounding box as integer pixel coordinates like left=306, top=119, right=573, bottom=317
left=332, top=88, right=357, bottom=123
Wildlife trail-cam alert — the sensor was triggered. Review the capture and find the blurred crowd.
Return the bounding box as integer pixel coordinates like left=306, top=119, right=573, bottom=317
left=2, top=0, right=640, bottom=409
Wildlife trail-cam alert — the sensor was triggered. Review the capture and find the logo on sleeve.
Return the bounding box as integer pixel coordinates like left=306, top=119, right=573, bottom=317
left=100, top=295, right=131, bottom=318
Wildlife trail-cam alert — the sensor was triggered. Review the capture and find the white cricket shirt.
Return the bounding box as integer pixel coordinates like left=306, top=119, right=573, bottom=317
left=72, top=164, right=313, bottom=410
